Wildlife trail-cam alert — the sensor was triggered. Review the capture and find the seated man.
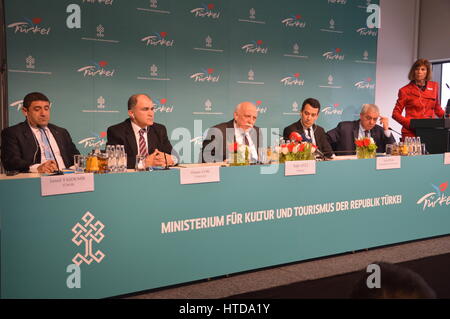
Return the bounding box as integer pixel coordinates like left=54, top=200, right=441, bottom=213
left=327, top=104, right=396, bottom=155
left=283, top=98, right=334, bottom=159
left=1, top=92, right=80, bottom=173
left=202, top=101, right=261, bottom=163
left=107, top=93, right=177, bottom=169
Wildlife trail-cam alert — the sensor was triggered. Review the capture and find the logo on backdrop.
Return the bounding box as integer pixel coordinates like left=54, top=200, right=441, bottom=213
left=192, top=99, right=224, bottom=115
left=81, top=24, right=119, bottom=43
left=241, top=40, right=268, bottom=54
left=137, top=64, right=171, bottom=81
left=194, top=35, right=224, bottom=52
left=7, top=17, right=51, bottom=35
left=78, top=132, right=107, bottom=149
left=280, top=73, right=304, bottom=86
left=283, top=43, right=308, bottom=59
left=322, top=103, right=344, bottom=115
left=319, top=75, right=342, bottom=89
left=354, top=77, right=375, bottom=89
left=356, top=26, right=378, bottom=37
left=320, top=19, right=343, bottom=33
left=81, top=0, right=114, bottom=5
left=141, top=32, right=174, bottom=47
left=416, top=182, right=449, bottom=211
left=327, top=0, right=347, bottom=4
left=10, top=100, right=24, bottom=111
left=255, top=100, right=268, bottom=114
left=190, top=3, right=220, bottom=19
left=77, top=61, right=115, bottom=77
left=237, top=69, right=265, bottom=85
left=82, top=96, right=120, bottom=113
left=323, top=48, right=345, bottom=61
left=355, top=50, right=375, bottom=64
left=238, top=7, right=266, bottom=24
left=281, top=14, right=306, bottom=28
left=72, top=211, right=105, bottom=266
left=154, top=97, right=174, bottom=113
left=136, top=0, right=171, bottom=14
left=8, top=55, right=52, bottom=75
left=190, top=68, right=220, bottom=83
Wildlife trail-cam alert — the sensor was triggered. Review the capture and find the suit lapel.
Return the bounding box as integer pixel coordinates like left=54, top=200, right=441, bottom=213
left=125, top=120, right=138, bottom=156
left=22, top=121, right=41, bottom=163
left=353, top=121, right=360, bottom=142
left=147, top=125, right=158, bottom=154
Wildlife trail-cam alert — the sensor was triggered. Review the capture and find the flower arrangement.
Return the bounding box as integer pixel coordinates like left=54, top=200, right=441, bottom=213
left=277, top=132, right=316, bottom=163
left=228, top=142, right=250, bottom=166
left=355, top=137, right=377, bottom=159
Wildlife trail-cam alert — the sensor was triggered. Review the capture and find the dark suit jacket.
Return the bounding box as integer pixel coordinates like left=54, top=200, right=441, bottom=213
left=106, top=118, right=176, bottom=169
left=283, top=121, right=334, bottom=158
left=326, top=120, right=396, bottom=155
left=0, top=121, right=80, bottom=172
left=201, top=120, right=261, bottom=163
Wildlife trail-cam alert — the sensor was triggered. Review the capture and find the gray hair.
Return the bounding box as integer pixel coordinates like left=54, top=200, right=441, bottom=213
left=234, top=101, right=256, bottom=113
left=360, top=104, right=379, bottom=115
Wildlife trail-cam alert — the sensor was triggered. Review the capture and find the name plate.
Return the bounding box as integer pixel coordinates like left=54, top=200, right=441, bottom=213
left=376, top=156, right=401, bottom=170
left=445, top=153, right=450, bottom=165
left=285, top=160, right=316, bottom=176
left=41, top=173, right=94, bottom=196
left=180, top=167, right=220, bottom=185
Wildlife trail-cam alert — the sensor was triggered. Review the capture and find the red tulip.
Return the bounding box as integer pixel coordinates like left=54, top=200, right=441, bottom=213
left=100, top=132, right=107, bottom=138
left=256, top=100, right=262, bottom=106
left=287, top=143, right=295, bottom=153
left=295, top=14, right=301, bottom=20
left=440, top=182, right=448, bottom=192
left=294, top=73, right=300, bottom=78
left=367, top=77, right=372, bottom=82
left=355, top=140, right=363, bottom=147
left=229, top=142, right=238, bottom=153
left=32, top=17, right=42, bottom=25
left=99, top=61, right=108, bottom=67
left=363, top=138, right=370, bottom=147
left=289, top=131, right=302, bottom=142
left=160, top=98, right=167, bottom=105
left=208, top=3, right=215, bottom=10
left=298, top=143, right=305, bottom=152
left=336, top=48, right=341, bottom=53
left=160, top=32, right=167, bottom=38
left=207, top=68, right=214, bottom=74
left=257, top=40, right=263, bottom=45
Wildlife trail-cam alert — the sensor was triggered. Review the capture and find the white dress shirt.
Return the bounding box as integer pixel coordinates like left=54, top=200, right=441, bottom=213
left=233, top=122, right=258, bottom=162
left=358, top=124, right=392, bottom=139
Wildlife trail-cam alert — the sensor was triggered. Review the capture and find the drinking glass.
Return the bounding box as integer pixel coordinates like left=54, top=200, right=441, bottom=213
left=74, top=155, right=86, bottom=173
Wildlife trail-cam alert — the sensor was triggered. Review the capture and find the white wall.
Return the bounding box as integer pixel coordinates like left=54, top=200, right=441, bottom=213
left=375, top=0, right=420, bottom=135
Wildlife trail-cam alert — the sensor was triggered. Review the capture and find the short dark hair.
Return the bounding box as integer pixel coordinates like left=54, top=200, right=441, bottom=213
left=408, top=58, right=432, bottom=81
left=127, top=93, right=152, bottom=110
left=301, top=98, right=321, bottom=112
left=23, top=92, right=50, bottom=109
left=350, top=262, right=436, bottom=299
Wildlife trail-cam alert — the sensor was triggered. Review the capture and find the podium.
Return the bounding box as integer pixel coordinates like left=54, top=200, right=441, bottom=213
left=410, top=118, right=450, bottom=154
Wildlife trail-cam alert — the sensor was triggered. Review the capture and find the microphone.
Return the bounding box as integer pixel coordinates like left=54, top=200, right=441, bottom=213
left=38, top=126, right=64, bottom=175
left=388, top=127, right=402, bottom=136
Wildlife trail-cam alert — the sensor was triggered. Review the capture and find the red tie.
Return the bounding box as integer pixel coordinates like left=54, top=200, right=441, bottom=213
left=139, top=129, right=148, bottom=156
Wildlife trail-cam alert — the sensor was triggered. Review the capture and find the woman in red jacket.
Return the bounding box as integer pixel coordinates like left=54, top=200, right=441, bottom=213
left=392, top=58, right=445, bottom=139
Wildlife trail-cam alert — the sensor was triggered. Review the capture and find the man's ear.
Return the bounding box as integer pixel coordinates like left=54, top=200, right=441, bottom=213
left=21, top=107, right=28, bottom=117
left=128, top=110, right=135, bottom=120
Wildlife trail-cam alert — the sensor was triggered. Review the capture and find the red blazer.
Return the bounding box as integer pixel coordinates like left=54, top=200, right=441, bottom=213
left=392, top=81, right=444, bottom=137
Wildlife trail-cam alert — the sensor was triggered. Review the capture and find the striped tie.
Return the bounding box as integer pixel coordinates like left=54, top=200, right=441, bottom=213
left=39, top=127, right=55, bottom=160
left=139, top=128, right=148, bottom=156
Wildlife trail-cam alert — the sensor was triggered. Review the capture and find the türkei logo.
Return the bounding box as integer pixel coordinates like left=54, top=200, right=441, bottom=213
left=141, top=32, right=174, bottom=47
left=78, top=132, right=107, bottom=149
left=417, top=182, right=450, bottom=211
left=8, top=17, right=51, bottom=35
left=190, top=3, right=220, bottom=19
left=241, top=40, right=268, bottom=54
left=280, top=73, right=304, bottom=86
left=281, top=14, right=306, bottom=28
left=323, top=48, right=345, bottom=61
left=354, top=77, right=375, bottom=89
left=77, top=61, right=115, bottom=77
left=190, top=68, right=220, bottom=83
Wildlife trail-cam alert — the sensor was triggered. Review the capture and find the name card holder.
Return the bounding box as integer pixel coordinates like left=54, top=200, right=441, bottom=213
left=180, top=166, right=220, bottom=185
left=376, top=156, right=401, bottom=170
left=41, top=173, right=94, bottom=196
left=285, top=160, right=316, bottom=176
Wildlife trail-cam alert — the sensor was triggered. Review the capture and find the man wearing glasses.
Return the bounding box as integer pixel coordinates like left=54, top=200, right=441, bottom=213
left=326, top=104, right=396, bottom=155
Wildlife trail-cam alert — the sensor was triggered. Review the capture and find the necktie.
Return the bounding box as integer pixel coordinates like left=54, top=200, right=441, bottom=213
left=243, top=133, right=249, bottom=146
left=139, top=128, right=148, bottom=156
left=39, top=128, right=55, bottom=160
left=364, top=130, right=369, bottom=137
left=307, top=128, right=312, bottom=140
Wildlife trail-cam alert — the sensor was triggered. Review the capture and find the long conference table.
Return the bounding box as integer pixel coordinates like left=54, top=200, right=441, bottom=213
left=1, top=155, right=450, bottom=298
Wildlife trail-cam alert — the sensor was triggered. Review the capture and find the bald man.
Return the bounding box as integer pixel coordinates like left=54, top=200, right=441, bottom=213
left=201, top=102, right=261, bottom=163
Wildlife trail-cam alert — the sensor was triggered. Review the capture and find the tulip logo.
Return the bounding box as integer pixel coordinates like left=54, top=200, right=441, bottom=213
left=281, top=14, right=306, bottom=28
left=323, top=48, right=345, bottom=61
left=7, top=17, right=51, bottom=35
left=354, top=77, right=375, bottom=89
left=141, top=32, right=174, bottom=47
left=78, top=132, right=107, bottom=149
left=241, top=40, right=268, bottom=54
left=154, top=97, right=174, bottom=113
left=190, top=68, right=220, bottom=83
left=77, top=61, right=115, bottom=77
left=417, top=182, right=450, bottom=211
left=190, top=3, right=221, bottom=19
left=281, top=73, right=305, bottom=86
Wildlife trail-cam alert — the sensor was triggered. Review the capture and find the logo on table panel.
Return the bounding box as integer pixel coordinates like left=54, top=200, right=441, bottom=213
left=241, top=40, right=268, bottom=54
left=190, top=68, right=220, bottom=83
left=327, top=0, right=347, bottom=4
left=154, top=97, right=174, bottom=113
left=77, top=61, right=115, bottom=77
left=281, top=73, right=304, bottom=86
left=354, top=77, right=375, bottom=89
left=416, top=182, right=450, bottom=211
left=7, top=17, right=51, bottom=35
left=78, top=132, right=107, bottom=149
left=323, top=48, right=345, bottom=61
left=72, top=211, right=105, bottom=266
left=190, top=3, right=220, bottom=19
left=322, top=103, right=344, bottom=115
left=356, top=26, right=378, bottom=37
left=141, top=32, right=174, bottom=47
left=82, top=0, right=114, bottom=5
left=281, top=14, right=306, bottom=28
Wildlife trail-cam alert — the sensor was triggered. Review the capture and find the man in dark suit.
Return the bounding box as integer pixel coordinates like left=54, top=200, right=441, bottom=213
left=107, top=94, right=176, bottom=169
left=1, top=92, right=80, bottom=173
left=202, top=101, right=261, bottom=163
left=327, top=104, right=396, bottom=155
left=283, top=98, right=334, bottom=159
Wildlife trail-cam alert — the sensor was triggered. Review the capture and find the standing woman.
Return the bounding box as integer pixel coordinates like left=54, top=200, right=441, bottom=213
left=392, top=58, right=445, bottom=139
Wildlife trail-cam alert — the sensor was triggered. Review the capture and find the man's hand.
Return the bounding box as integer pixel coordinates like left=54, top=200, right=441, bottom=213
left=145, top=149, right=174, bottom=167
left=37, top=160, right=58, bottom=173
left=379, top=116, right=390, bottom=131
